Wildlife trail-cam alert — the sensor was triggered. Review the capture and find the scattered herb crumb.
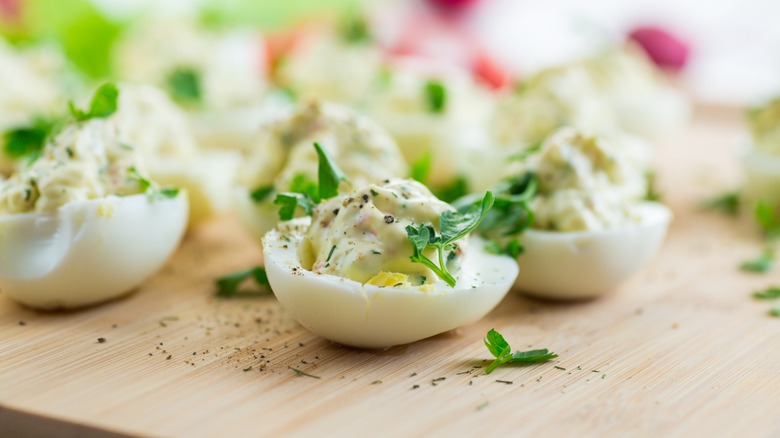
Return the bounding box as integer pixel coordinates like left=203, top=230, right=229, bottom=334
left=554, top=366, right=566, bottom=371
left=495, top=379, right=513, bottom=385
left=411, top=384, right=420, bottom=390
left=291, top=367, right=321, bottom=379
left=18, top=321, right=26, bottom=326
left=431, top=377, right=446, bottom=386
left=476, top=401, right=489, bottom=411
left=371, top=380, right=382, bottom=385
left=97, top=337, right=106, bottom=343
left=243, top=366, right=253, bottom=372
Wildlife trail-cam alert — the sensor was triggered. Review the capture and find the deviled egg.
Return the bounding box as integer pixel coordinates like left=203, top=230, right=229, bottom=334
left=114, top=20, right=271, bottom=151
left=0, top=87, right=187, bottom=309
left=235, top=101, right=408, bottom=239
left=262, top=178, right=517, bottom=348
left=481, top=127, right=671, bottom=299
left=276, top=19, right=385, bottom=106
left=582, top=45, right=689, bottom=140
left=364, top=58, right=497, bottom=191
left=742, top=97, right=780, bottom=211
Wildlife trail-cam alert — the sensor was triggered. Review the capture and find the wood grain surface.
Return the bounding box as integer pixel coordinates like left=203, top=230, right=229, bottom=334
left=1, top=107, right=779, bottom=437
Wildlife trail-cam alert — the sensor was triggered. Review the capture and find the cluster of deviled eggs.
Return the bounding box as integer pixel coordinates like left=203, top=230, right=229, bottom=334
left=0, top=11, right=687, bottom=350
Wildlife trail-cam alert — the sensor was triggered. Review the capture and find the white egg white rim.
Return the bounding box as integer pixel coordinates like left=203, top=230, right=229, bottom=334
left=523, top=201, right=672, bottom=241
left=262, top=217, right=520, bottom=297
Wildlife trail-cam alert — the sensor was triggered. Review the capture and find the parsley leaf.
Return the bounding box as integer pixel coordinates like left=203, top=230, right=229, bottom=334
left=69, top=82, right=119, bottom=121
left=424, top=80, right=447, bottom=114
left=703, top=191, right=740, bottom=215
left=473, top=173, right=537, bottom=255
left=274, top=193, right=315, bottom=220
left=314, top=142, right=347, bottom=200
left=434, top=177, right=469, bottom=204
left=340, top=13, right=371, bottom=44
left=485, top=239, right=524, bottom=258
left=167, top=68, right=201, bottom=105
left=506, top=143, right=542, bottom=162
left=753, top=286, right=780, bottom=300
left=755, top=201, right=780, bottom=239
left=483, top=329, right=557, bottom=374
left=644, top=171, right=662, bottom=202
left=273, top=143, right=348, bottom=220
left=289, top=173, right=319, bottom=201
left=740, top=248, right=775, bottom=273
left=215, top=266, right=271, bottom=297
left=405, top=191, right=494, bottom=287
left=127, top=167, right=180, bottom=200
left=3, top=118, right=54, bottom=160
left=410, top=150, right=433, bottom=185
left=249, top=186, right=274, bottom=203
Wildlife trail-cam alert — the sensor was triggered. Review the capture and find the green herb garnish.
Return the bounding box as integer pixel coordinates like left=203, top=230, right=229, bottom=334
left=506, top=143, right=542, bottom=162
left=755, top=201, right=780, bottom=239
left=483, top=329, right=557, bottom=374
left=215, top=266, right=271, bottom=298
left=484, top=239, right=524, bottom=258
left=740, top=248, right=775, bottom=273
left=424, top=80, right=447, bottom=114
left=753, top=286, right=780, bottom=299
left=340, top=13, right=372, bottom=44
left=410, top=150, right=433, bottom=184
left=473, top=173, right=537, bottom=256
left=314, top=142, right=347, bottom=200
left=771, top=307, right=780, bottom=317
left=703, top=191, right=740, bottom=215
left=290, top=367, right=321, bottom=379
left=434, top=176, right=469, bottom=204
left=250, top=186, right=274, bottom=203
left=3, top=118, right=54, bottom=160
left=167, top=67, right=201, bottom=105
left=128, top=167, right=180, bottom=200
left=273, top=143, right=348, bottom=220
left=644, top=171, right=662, bottom=202
left=405, top=191, right=494, bottom=287
left=69, top=82, right=119, bottom=121
left=274, top=193, right=315, bottom=220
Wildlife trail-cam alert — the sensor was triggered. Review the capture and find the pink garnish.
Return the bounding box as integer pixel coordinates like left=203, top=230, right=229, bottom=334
left=628, top=25, right=690, bottom=71
left=426, top=0, right=481, bottom=13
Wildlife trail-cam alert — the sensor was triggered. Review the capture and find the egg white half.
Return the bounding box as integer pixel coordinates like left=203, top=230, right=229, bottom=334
left=0, top=193, right=188, bottom=309
left=515, top=202, right=672, bottom=300
left=262, top=217, right=518, bottom=348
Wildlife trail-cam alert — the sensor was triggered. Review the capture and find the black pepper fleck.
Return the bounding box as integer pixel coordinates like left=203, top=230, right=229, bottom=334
left=362, top=194, right=369, bottom=203
left=97, top=337, right=106, bottom=343
left=384, top=215, right=394, bottom=224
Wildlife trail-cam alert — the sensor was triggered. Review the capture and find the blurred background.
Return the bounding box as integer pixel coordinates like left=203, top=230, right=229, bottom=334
left=1, top=0, right=778, bottom=106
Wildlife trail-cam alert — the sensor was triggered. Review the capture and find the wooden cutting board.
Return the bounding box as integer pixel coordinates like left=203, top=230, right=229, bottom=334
left=2, top=106, right=779, bottom=437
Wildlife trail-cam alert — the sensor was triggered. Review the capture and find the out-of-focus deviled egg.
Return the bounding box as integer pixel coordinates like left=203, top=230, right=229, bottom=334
left=0, top=84, right=187, bottom=309
left=581, top=45, right=689, bottom=140
left=235, top=101, right=408, bottom=239
left=263, top=174, right=517, bottom=348
left=0, top=39, right=75, bottom=175
left=112, top=83, right=239, bottom=226
left=363, top=58, right=497, bottom=191
left=276, top=17, right=385, bottom=106
left=742, top=97, right=780, bottom=212
left=477, top=127, right=671, bottom=300
left=114, top=20, right=273, bottom=151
